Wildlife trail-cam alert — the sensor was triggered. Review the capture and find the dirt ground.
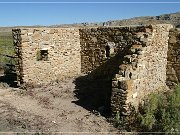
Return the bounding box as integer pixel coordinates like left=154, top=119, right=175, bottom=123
left=0, top=76, right=119, bottom=134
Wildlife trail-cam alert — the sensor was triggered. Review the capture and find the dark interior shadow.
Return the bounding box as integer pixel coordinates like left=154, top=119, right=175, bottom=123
left=73, top=48, right=130, bottom=116
left=0, top=56, right=17, bottom=87
left=0, top=68, right=17, bottom=87
left=73, top=75, right=112, bottom=116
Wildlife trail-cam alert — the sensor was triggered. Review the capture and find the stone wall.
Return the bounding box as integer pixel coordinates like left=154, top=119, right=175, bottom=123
left=80, top=26, right=148, bottom=78
left=12, top=28, right=81, bottom=85
left=166, top=28, right=180, bottom=89
left=12, top=29, right=23, bottom=85
left=110, top=24, right=173, bottom=115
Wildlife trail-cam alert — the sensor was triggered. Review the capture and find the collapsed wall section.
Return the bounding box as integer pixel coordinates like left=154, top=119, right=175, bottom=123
left=12, top=28, right=81, bottom=85
left=79, top=26, right=150, bottom=78
left=111, top=24, right=173, bottom=115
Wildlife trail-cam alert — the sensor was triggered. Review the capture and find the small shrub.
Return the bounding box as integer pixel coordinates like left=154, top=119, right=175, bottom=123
left=112, top=84, right=180, bottom=133
left=160, top=84, right=180, bottom=132
left=137, top=84, right=180, bottom=132
left=137, top=93, right=164, bottom=131
left=112, top=111, right=127, bottom=130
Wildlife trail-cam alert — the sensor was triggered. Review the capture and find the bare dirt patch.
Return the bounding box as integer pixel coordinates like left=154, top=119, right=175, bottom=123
left=0, top=77, right=118, bottom=134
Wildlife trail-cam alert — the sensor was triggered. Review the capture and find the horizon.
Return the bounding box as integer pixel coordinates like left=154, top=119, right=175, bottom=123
left=0, top=0, right=180, bottom=27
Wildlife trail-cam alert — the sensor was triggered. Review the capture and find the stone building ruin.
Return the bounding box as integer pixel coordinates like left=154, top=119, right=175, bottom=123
left=12, top=24, right=180, bottom=115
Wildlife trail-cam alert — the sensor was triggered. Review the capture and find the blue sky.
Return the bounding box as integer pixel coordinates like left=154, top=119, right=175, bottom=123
left=0, top=0, right=179, bottom=26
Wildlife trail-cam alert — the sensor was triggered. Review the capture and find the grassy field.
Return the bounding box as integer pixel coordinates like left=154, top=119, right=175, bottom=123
left=0, top=33, right=13, bottom=50
left=0, top=31, right=15, bottom=71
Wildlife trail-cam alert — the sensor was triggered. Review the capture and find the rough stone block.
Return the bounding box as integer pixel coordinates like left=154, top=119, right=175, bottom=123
left=118, top=81, right=128, bottom=90
left=112, top=81, right=118, bottom=88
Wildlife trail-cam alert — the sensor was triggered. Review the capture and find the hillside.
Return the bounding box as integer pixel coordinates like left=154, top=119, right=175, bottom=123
left=100, top=12, right=180, bottom=27
left=0, top=12, right=180, bottom=31
left=52, top=12, right=180, bottom=27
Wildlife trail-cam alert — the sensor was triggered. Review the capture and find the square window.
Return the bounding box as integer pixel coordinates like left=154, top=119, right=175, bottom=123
left=37, top=50, right=48, bottom=61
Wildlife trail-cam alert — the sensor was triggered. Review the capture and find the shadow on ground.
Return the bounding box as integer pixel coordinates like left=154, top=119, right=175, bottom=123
left=73, top=75, right=112, bottom=116
left=72, top=49, right=129, bottom=116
